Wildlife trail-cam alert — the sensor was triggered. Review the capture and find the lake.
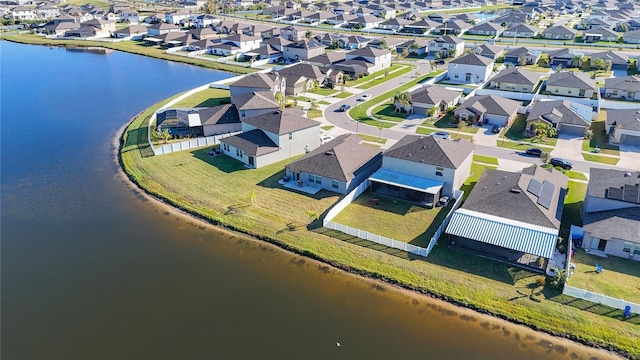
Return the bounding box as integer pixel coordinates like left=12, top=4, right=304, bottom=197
left=0, top=40, right=618, bottom=360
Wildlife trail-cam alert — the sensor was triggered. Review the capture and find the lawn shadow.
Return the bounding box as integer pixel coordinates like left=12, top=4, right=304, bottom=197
left=123, top=122, right=155, bottom=158
left=312, top=227, right=426, bottom=261
left=224, top=203, right=251, bottom=215
left=194, top=97, right=231, bottom=108
left=425, top=240, right=540, bottom=285
left=191, top=148, right=246, bottom=173
left=351, top=190, right=423, bottom=216
left=546, top=292, right=640, bottom=324
left=408, top=201, right=453, bottom=248
left=276, top=221, right=308, bottom=234
left=256, top=170, right=337, bottom=200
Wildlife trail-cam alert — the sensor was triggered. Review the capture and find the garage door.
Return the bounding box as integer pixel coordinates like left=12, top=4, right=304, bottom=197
left=551, top=59, right=571, bottom=66
left=611, top=64, right=628, bottom=70
left=560, top=124, right=586, bottom=136
left=622, top=134, right=640, bottom=146
left=413, top=106, right=429, bottom=116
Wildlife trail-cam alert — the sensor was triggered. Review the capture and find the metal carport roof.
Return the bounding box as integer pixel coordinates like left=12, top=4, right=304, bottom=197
left=369, top=169, right=444, bottom=194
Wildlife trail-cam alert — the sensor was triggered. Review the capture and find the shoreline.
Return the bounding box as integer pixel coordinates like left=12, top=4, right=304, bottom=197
left=114, top=110, right=629, bottom=359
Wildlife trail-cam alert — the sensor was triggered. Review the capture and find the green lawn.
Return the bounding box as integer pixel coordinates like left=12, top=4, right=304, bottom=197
left=372, top=103, right=411, bottom=122
left=560, top=180, right=587, bottom=239
left=473, top=155, right=499, bottom=165
left=357, top=133, right=387, bottom=144
left=496, top=140, right=554, bottom=152
left=311, top=88, right=338, bottom=96
left=582, top=153, right=619, bottom=165
left=582, top=120, right=620, bottom=156
left=119, top=94, right=640, bottom=358
left=171, top=88, right=231, bottom=108
left=321, top=125, right=334, bottom=131
left=347, top=64, right=403, bottom=86
left=501, top=114, right=557, bottom=147
left=564, top=170, right=588, bottom=181
left=461, top=163, right=497, bottom=200
left=568, top=250, right=640, bottom=303
left=307, top=109, right=322, bottom=118
left=334, top=92, right=353, bottom=99
left=416, top=127, right=436, bottom=135
left=331, top=189, right=451, bottom=246
left=423, top=113, right=480, bottom=134
left=360, top=119, right=397, bottom=129
left=357, top=66, right=414, bottom=90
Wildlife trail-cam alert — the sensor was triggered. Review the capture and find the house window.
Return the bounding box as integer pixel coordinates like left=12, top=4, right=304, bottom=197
left=634, top=245, right=640, bottom=256
left=436, top=167, right=444, bottom=176
left=554, top=89, right=559, bottom=93
left=331, top=180, right=339, bottom=189
left=568, top=90, right=572, bottom=94
left=223, top=143, right=229, bottom=152
left=454, top=73, right=459, bottom=78
left=623, top=242, right=632, bottom=253
left=289, top=133, right=293, bottom=140
left=309, top=174, right=322, bottom=184
left=236, top=148, right=243, bottom=158
left=241, top=110, right=246, bottom=117
left=611, top=90, right=618, bottom=96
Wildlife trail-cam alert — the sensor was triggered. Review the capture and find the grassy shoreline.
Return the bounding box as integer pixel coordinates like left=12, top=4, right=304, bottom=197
left=1, top=33, right=255, bottom=75
left=119, top=95, right=639, bottom=359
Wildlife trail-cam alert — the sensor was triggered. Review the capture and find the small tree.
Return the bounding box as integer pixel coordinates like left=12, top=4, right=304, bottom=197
left=310, top=99, right=319, bottom=111
left=275, top=92, right=284, bottom=110
left=428, top=106, right=438, bottom=118
left=250, top=191, right=256, bottom=205
left=400, top=48, right=409, bottom=59
left=409, top=42, right=420, bottom=54
left=343, top=74, right=351, bottom=82
left=378, top=38, right=388, bottom=49
left=434, top=51, right=441, bottom=60
left=306, top=210, right=318, bottom=224
left=154, top=129, right=172, bottom=144
left=517, top=55, right=527, bottom=66
left=304, top=30, right=313, bottom=40
left=554, top=63, right=563, bottom=73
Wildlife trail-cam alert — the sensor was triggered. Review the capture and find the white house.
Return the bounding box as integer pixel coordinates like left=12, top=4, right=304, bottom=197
left=10, top=6, right=36, bottom=20
left=344, top=46, right=391, bottom=74
left=605, top=109, right=640, bottom=145
left=36, top=5, right=59, bottom=19
left=165, top=10, right=190, bottom=25
left=603, top=76, right=640, bottom=101
left=447, top=53, right=494, bottom=84
left=427, top=35, right=465, bottom=58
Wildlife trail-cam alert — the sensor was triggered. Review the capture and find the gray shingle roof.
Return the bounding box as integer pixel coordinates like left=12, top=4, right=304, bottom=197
left=587, top=168, right=640, bottom=199
left=347, top=46, right=391, bottom=58
left=306, top=52, right=346, bottom=66
left=583, top=207, right=640, bottom=243
left=590, top=50, right=629, bottom=65
left=232, top=91, right=279, bottom=110
left=490, top=67, right=542, bottom=85
left=605, top=108, right=640, bottom=131
left=277, top=63, right=325, bottom=81
left=504, top=46, right=541, bottom=58
left=450, top=53, right=494, bottom=66
left=231, top=72, right=280, bottom=89
left=526, top=100, right=591, bottom=127
left=221, top=129, right=279, bottom=156
left=542, top=25, right=577, bottom=35
left=383, top=135, right=474, bottom=169
left=286, top=134, right=382, bottom=181
left=604, top=75, right=640, bottom=92
left=461, top=166, right=568, bottom=228
left=241, top=109, right=320, bottom=135
left=410, top=85, right=461, bottom=106
left=547, top=71, right=597, bottom=90
left=457, top=95, right=520, bottom=117
left=199, top=104, right=240, bottom=125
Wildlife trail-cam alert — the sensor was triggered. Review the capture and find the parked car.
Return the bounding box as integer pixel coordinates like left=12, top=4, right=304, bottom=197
left=491, top=125, right=503, bottom=134
left=431, top=131, right=451, bottom=140
left=437, top=196, right=450, bottom=207
left=549, top=157, right=573, bottom=170
left=357, top=94, right=372, bottom=101
left=320, top=134, right=334, bottom=145
left=435, top=59, right=445, bottom=65
left=339, top=104, right=351, bottom=112
left=525, top=148, right=545, bottom=157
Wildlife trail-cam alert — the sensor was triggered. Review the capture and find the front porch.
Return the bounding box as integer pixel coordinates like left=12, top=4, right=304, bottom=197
left=278, top=178, right=322, bottom=194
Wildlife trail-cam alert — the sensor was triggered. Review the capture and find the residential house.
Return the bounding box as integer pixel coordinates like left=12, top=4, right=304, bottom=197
left=285, top=134, right=382, bottom=194
left=147, top=22, right=180, bottom=36
left=220, top=109, right=321, bottom=168
left=455, top=94, right=520, bottom=126
left=503, top=47, right=541, bottom=65
left=155, top=104, right=241, bottom=137
left=280, top=25, right=307, bottom=41
left=603, top=76, right=640, bottom=101
left=590, top=50, right=630, bottom=69
left=119, top=9, right=140, bottom=24
left=368, top=4, right=396, bottom=20
left=494, top=12, right=531, bottom=27
left=166, top=10, right=190, bottom=25
left=501, top=23, right=540, bottom=38
left=580, top=168, right=640, bottom=261
left=10, top=6, right=36, bottom=20
left=277, top=63, right=328, bottom=95
left=345, top=47, right=391, bottom=74
left=188, top=27, right=217, bottom=40
left=526, top=100, right=592, bottom=136
left=605, top=109, right=640, bottom=145
left=284, top=40, right=325, bottom=62
left=339, top=35, right=373, bottom=50
left=396, top=39, right=430, bottom=56
left=232, top=91, right=281, bottom=119
left=488, top=67, right=542, bottom=93
left=306, top=52, right=346, bottom=70
left=446, top=166, right=568, bottom=271
left=546, top=71, right=597, bottom=98
left=622, top=29, right=640, bottom=44
left=402, top=19, right=440, bottom=35
left=427, top=35, right=465, bottom=58
left=547, top=48, right=584, bottom=67
left=578, top=17, right=610, bottom=29
left=400, top=85, right=462, bottom=116
left=349, top=14, right=383, bottom=29
left=369, top=135, right=474, bottom=205
left=473, top=44, right=504, bottom=60
left=113, top=24, right=147, bottom=39
left=542, top=25, right=577, bottom=39
left=262, top=36, right=292, bottom=51
left=435, top=19, right=472, bottom=35
left=427, top=12, right=452, bottom=23
left=468, top=21, right=504, bottom=36
left=43, top=21, right=81, bottom=35
left=305, top=11, right=337, bottom=25
left=583, top=27, right=619, bottom=42
left=447, top=53, right=494, bottom=84
left=193, top=14, right=218, bottom=29
left=219, top=33, right=262, bottom=52
left=379, top=17, right=413, bottom=32
left=36, top=5, right=60, bottom=19
left=229, top=72, right=285, bottom=97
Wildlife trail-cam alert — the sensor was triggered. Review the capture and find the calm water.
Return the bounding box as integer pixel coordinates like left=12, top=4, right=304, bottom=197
left=1, top=41, right=618, bottom=360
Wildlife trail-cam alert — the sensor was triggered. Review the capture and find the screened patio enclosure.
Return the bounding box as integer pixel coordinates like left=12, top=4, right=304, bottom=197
left=369, top=169, right=444, bottom=207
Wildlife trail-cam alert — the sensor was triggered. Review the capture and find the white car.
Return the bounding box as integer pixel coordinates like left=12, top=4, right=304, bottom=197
left=320, top=134, right=334, bottom=145
left=357, top=94, right=372, bottom=101
left=431, top=131, right=451, bottom=140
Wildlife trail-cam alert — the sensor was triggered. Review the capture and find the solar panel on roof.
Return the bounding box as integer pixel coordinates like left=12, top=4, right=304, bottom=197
left=607, top=187, right=624, bottom=201
left=623, top=184, right=640, bottom=204
left=527, top=179, right=543, bottom=197
left=537, top=180, right=555, bottom=210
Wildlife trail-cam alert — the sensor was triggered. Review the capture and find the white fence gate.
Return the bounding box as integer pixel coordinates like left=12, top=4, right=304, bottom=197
left=562, top=285, right=640, bottom=314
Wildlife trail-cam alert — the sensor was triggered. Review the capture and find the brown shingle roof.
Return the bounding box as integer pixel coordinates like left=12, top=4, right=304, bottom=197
left=242, top=109, right=320, bottom=135
left=383, top=135, right=474, bottom=169
left=221, top=129, right=279, bottom=156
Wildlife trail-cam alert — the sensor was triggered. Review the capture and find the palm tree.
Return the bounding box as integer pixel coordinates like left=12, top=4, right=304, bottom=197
left=304, top=30, right=313, bottom=40
left=409, top=42, right=420, bottom=54
left=275, top=92, right=284, bottom=110
left=393, top=91, right=412, bottom=112
left=592, top=57, right=606, bottom=75
left=377, top=38, right=388, bottom=49
left=531, top=122, right=557, bottom=142
left=572, top=53, right=584, bottom=68
left=310, top=99, right=319, bottom=111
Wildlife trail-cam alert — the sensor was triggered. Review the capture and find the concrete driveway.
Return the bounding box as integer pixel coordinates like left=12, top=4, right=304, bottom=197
left=550, top=134, right=584, bottom=162
left=618, top=144, right=640, bottom=170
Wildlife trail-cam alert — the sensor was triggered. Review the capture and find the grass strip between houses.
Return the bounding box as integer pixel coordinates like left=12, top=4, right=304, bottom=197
left=119, top=93, right=640, bottom=359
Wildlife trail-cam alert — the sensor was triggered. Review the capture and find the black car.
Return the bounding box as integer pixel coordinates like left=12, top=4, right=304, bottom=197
left=434, top=59, right=445, bottom=65
left=549, top=158, right=573, bottom=170
left=339, top=104, right=351, bottom=112
left=491, top=125, right=503, bottom=134
left=525, top=148, right=545, bottom=157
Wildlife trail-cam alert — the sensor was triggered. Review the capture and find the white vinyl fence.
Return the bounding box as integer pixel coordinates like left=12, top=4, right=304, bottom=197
left=152, top=132, right=241, bottom=155
left=324, top=180, right=462, bottom=258
left=562, top=285, right=640, bottom=314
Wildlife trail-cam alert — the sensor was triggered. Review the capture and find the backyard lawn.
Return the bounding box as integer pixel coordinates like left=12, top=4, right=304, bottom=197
left=501, top=114, right=557, bottom=147
left=347, top=64, right=403, bottom=86
left=568, top=251, right=640, bottom=303
left=171, top=88, right=230, bottom=108
left=422, top=113, right=480, bottom=134
left=582, top=153, right=619, bottom=165
left=358, top=133, right=388, bottom=144
left=560, top=180, right=587, bottom=239
left=472, top=155, right=499, bottom=165
left=331, top=190, right=452, bottom=247
left=357, top=66, right=414, bottom=90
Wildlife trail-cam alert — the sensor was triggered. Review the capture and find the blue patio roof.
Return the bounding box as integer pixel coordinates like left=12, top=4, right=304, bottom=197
left=446, top=208, right=558, bottom=259
left=369, top=169, right=444, bottom=194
